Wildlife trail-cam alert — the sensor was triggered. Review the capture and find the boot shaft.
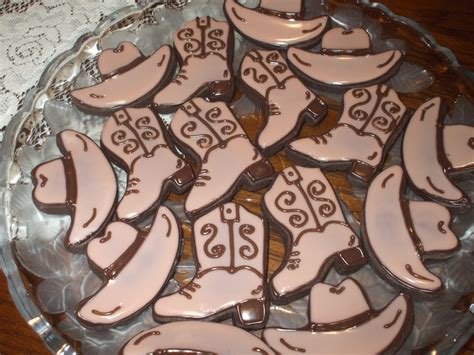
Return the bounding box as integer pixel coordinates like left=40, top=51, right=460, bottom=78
left=171, top=98, right=249, bottom=162
left=193, top=203, right=266, bottom=274
left=338, top=84, right=407, bottom=147
left=102, top=107, right=168, bottom=169
left=174, top=16, right=231, bottom=64
left=264, top=166, right=348, bottom=243
left=240, top=49, right=295, bottom=99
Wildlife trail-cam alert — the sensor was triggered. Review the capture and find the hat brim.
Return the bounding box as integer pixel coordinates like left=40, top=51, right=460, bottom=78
left=288, top=48, right=403, bottom=86
left=71, top=45, right=174, bottom=114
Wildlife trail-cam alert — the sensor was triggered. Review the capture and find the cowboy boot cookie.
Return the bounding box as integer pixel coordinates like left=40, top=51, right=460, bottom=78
left=263, top=165, right=366, bottom=304
left=239, top=49, right=326, bottom=156
left=101, top=107, right=194, bottom=222
left=288, top=84, right=409, bottom=182
left=154, top=16, right=234, bottom=113
left=169, top=98, right=273, bottom=219
left=153, top=203, right=269, bottom=330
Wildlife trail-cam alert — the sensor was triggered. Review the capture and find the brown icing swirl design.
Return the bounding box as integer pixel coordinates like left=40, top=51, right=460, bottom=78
left=265, top=52, right=288, bottom=74
left=307, top=180, right=336, bottom=218
left=239, top=224, right=258, bottom=260
left=275, top=191, right=309, bottom=228
left=207, top=29, right=226, bottom=51
left=243, top=67, right=269, bottom=83
left=201, top=223, right=226, bottom=259
left=111, top=129, right=139, bottom=154
left=181, top=121, right=213, bottom=149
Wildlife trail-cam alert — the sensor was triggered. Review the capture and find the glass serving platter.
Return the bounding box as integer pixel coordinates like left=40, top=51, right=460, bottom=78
left=0, top=0, right=473, bottom=354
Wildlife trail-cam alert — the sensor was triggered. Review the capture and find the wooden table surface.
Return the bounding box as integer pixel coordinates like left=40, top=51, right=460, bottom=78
left=1, top=0, right=473, bottom=354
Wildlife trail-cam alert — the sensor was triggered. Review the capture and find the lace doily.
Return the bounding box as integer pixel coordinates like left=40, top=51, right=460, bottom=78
left=0, top=0, right=141, bottom=143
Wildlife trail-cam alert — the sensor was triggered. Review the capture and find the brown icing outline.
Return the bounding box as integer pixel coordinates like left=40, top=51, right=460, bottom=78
left=31, top=130, right=118, bottom=253
left=223, top=0, right=329, bottom=50
left=167, top=99, right=273, bottom=220
left=361, top=165, right=460, bottom=297
left=153, top=16, right=235, bottom=115
left=263, top=278, right=414, bottom=355
left=237, top=48, right=327, bottom=156
left=75, top=207, right=182, bottom=329
left=401, top=97, right=470, bottom=209
left=262, top=166, right=366, bottom=305
left=443, top=124, right=474, bottom=173
left=71, top=43, right=177, bottom=116
left=152, top=203, right=269, bottom=331
left=100, top=107, right=195, bottom=224
left=286, top=84, right=411, bottom=183
left=119, top=323, right=271, bottom=355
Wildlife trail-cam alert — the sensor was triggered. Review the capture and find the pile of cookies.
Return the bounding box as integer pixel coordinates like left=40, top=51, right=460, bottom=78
left=30, top=1, right=473, bottom=353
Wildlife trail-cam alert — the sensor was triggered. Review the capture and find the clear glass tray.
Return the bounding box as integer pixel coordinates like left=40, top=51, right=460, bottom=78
left=0, top=0, right=473, bottom=354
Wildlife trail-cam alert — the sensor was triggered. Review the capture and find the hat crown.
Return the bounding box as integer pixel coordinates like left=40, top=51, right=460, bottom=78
left=98, top=42, right=143, bottom=78
left=322, top=27, right=371, bottom=51
left=309, top=279, right=371, bottom=324
left=259, top=0, right=302, bottom=14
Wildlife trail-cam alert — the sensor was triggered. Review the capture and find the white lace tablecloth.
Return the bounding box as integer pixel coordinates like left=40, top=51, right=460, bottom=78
left=0, top=0, right=138, bottom=144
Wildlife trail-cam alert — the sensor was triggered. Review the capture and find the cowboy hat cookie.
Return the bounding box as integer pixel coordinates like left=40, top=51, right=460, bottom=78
left=153, top=17, right=235, bottom=114
left=169, top=98, right=273, bottom=219
left=287, top=84, right=409, bottom=182
left=153, top=203, right=269, bottom=330
left=238, top=49, right=327, bottom=156
left=71, top=42, right=176, bottom=115
left=263, top=278, right=413, bottom=354
left=443, top=124, right=474, bottom=173
left=76, top=206, right=180, bottom=328
left=402, top=97, right=470, bottom=208
left=224, top=0, right=328, bottom=49
left=262, top=166, right=366, bottom=304
left=362, top=165, right=460, bottom=295
left=32, top=130, right=117, bottom=252
left=101, top=107, right=194, bottom=222
left=288, top=27, right=403, bottom=88
left=120, top=321, right=274, bottom=355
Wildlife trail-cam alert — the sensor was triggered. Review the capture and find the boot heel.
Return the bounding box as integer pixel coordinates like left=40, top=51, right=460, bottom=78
left=304, top=97, right=327, bottom=126
left=235, top=298, right=266, bottom=329
left=209, top=80, right=234, bottom=102
left=334, top=246, right=367, bottom=274
left=170, top=164, right=195, bottom=189
left=351, top=161, right=376, bottom=182
left=244, top=160, right=273, bottom=184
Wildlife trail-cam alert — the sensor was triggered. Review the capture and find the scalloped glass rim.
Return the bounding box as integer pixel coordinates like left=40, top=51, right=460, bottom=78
left=0, top=1, right=472, bottom=354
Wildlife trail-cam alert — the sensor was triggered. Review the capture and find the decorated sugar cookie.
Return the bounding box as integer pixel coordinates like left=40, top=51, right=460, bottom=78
left=403, top=97, right=470, bottom=208
left=238, top=49, right=326, bottom=156
left=443, top=124, right=474, bottom=173
left=363, top=165, right=459, bottom=294
left=76, top=206, right=180, bottom=327
left=263, top=166, right=366, bottom=304
left=169, top=98, right=273, bottom=219
left=121, top=321, right=274, bottom=354
left=101, top=107, right=194, bottom=222
left=288, top=84, right=409, bottom=182
left=224, top=0, right=328, bottom=49
left=263, top=278, right=413, bottom=354
left=32, top=130, right=117, bottom=252
left=71, top=42, right=176, bottom=114
left=288, top=27, right=403, bottom=88
left=153, top=203, right=269, bottom=330
left=154, top=17, right=235, bottom=113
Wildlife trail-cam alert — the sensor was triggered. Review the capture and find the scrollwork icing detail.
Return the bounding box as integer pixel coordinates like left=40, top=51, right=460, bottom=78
left=243, top=67, right=268, bottom=84
left=201, top=223, right=225, bottom=259
left=348, top=88, right=372, bottom=121
left=275, top=191, right=309, bottom=228
left=135, top=116, right=160, bottom=141
left=207, top=29, right=226, bottom=51
left=306, top=180, right=336, bottom=218
left=204, top=107, right=237, bottom=136
left=177, top=28, right=202, bottom=54
left=181, top=121, right=213, bottom=148
left=111, top=129, right=139, bottom=154
left=265, top=52, right=288, bottom=74
left=238, top=224, right=258, bottom=260
left=371, top=101, right=401, bottom=134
